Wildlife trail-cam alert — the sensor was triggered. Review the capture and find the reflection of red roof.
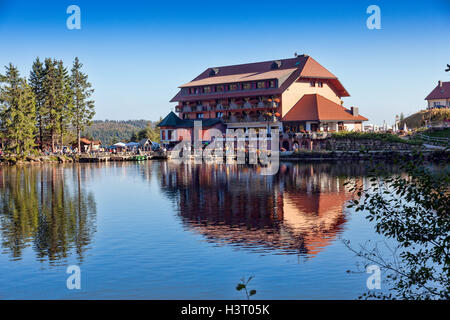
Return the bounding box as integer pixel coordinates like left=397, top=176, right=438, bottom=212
left=282, top=94, right=368, bottom=122
left=425, top=81, right=450, bottom=100
left=171, top=56, right=349, bottom=102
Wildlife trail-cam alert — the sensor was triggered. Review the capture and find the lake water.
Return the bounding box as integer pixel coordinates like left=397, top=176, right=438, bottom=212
left=0, top=161, right=398, bottom=299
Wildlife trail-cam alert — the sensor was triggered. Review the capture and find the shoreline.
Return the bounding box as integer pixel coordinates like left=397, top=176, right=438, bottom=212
left=1, top=149, right=448, bottom=166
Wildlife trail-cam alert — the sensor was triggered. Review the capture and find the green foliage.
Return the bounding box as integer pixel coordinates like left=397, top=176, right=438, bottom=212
left=236, top=276, right=257, bottom=300
left=130, top=131, right=138, bottom=142
left=420, top=128, right=450, bottom=139
left=70, top=57, right=95, bottom=152
left=0, top=64, right=37, bottom=154
left=331, top=131, right=421, bottom=145
left=82, top=119, right=161, bottom=145
left=29, top=57, right=46, bottom=148
left=345, top=153, right=449, bottom=299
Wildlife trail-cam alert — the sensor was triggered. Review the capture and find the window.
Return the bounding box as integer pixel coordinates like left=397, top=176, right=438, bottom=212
left=310, top=81, right=315, bottom=87
left=161, top=130, right=166, bottom=140
left=196, top=113, right=204, bottom=119
left=257, top=81, right=266, bottom=89
left=318, top=81, right=323, bottom=87
left=216, top=112, right=223, bottom=118
left=203, top=86, right=211, bottom=93
left=229, top=84, right=238, bottom=91
left=216, top=85, right=224, bottom=92
left=269, top=80, right=275, bottom=88
left=243, top=83, right=251, bottom=90
left=167, top=130, right=173, bottom=140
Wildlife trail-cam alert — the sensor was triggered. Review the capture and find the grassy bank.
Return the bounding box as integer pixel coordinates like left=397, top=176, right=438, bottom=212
left=331, top=131, right=422, bottom=145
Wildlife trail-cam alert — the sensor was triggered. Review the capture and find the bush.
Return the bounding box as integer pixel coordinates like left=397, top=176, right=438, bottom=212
left=331, top=131, right=422, bottom=145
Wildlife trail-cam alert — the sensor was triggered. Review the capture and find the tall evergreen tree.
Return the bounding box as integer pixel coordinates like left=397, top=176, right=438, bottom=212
left=70, top=57, right=95, bottom=153
left=0, top=64, right=37, bottom=154
left=29, top=57, right=47, bottom=150
left=56, top=60, right=73, bottom=148
left=42, top=58, right=59, bottom=152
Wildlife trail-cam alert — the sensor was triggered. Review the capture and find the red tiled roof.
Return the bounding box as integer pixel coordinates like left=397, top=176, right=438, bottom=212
left=80, top=138, right=101, bottom=145
left=170, top=55, right=349, bottom=102
left=425, top=81, right=450, bottom=100
left=282, top=94, right=368, bottom=122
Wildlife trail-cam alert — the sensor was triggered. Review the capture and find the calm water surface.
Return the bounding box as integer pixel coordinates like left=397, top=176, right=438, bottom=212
left=0, top=161, right=397, bottom=299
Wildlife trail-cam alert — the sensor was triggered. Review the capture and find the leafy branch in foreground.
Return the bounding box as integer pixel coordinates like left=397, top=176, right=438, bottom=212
left=236, top=276, right=257, bottom=300
left=344, top=153, right=449, bottom=299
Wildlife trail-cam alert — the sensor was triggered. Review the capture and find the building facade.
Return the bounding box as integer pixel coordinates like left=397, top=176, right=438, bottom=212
left=159, top=55, right=367, bottom=143
left=425, top=81, right=450, bottom=109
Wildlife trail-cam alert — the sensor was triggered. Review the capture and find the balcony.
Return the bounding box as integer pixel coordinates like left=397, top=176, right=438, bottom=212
left=223, top=114, right=279, bottom=123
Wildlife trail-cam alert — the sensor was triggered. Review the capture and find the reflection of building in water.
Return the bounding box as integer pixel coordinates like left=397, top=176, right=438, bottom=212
left=0, top=165, right=96, bottom=263
left=158, top=161, right=363, bottom=258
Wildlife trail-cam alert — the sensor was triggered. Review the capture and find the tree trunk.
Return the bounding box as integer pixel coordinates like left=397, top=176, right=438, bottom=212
left=51, top=129, right=55, bottom=153
left=38, top=117, right=43, bottom=151
left=60, top=123, right=64, bottom=152
left=77, top=127, right=81, bottom=154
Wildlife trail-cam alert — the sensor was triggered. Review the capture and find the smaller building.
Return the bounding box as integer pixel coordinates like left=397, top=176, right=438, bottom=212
left=78, top=138, right=101, bottom=152
left=157, top=111, right=226, bottom=146
left=425, top=81, right=450, bottom=109
left=281, top=94, right=367, bottom=132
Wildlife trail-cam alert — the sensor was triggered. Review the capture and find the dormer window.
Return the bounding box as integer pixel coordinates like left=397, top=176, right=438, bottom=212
left=318, top=81, right=323, bottom=87
left=271, top=60, right=282, bottom=69
left=209, top=68, right=219, bottom=76
left=310, top=81, right=316, bottom=87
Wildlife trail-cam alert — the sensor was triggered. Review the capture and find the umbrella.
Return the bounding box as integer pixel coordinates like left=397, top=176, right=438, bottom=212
left=113, top=142, right=126, bottom=147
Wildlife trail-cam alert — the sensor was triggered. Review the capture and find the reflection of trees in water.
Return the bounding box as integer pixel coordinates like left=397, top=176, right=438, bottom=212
left=0, top=165, right=96, bottom=263
left=155, top=161, right=398, bottom=257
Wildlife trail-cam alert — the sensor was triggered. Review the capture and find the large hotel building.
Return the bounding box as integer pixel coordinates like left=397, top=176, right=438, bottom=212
left=159, top=54, right=367, bottom=145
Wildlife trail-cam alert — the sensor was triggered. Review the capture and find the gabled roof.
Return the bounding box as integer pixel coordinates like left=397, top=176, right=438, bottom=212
left=425, top=81, right=450, bottom=100
left=170, top=55, right=349, bottom=102
left=80, top=137, right=101, bottom=145
left=282, top=94, right=368, bottom=122
left=157, top=111, right=224, bottom=128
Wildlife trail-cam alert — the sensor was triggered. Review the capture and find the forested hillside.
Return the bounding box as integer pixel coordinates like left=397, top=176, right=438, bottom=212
left=82, top=119, right=160, bottom=145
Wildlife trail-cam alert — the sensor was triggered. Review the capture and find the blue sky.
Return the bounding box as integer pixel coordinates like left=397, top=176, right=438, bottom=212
left=0, top=0, right=449, bottom=125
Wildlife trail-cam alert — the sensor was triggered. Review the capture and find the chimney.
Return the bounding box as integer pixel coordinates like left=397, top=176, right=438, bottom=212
left=438, top=80, right=442, bottom=88
left=351, top=106, right=359, bottom=117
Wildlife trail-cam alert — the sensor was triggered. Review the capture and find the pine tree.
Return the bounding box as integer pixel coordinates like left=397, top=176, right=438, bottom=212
left=42, top=58, right=59, bottom=152
left=29, top=57, right=47, bottom=150
left=56, top=60, right=73, bottom=149
left=130, top=131, right=138, bottom=142
left=0, top=64, right=37, bottom=154
left=70, top=57, right=95, bottom=153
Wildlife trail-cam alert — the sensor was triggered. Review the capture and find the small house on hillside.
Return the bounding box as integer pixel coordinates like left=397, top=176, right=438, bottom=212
left=425, top=81, right=450, bottom=109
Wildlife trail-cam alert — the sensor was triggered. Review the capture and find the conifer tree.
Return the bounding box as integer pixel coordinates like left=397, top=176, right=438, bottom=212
left=0, top=64, right=37, bottom=154
left=56, top=60, right=73, bottom=148
left=42, top=58, right=59, bottom=152
left=70, top=57, right=95, bottom=153
left=29, top=57, right=47, bottom=150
